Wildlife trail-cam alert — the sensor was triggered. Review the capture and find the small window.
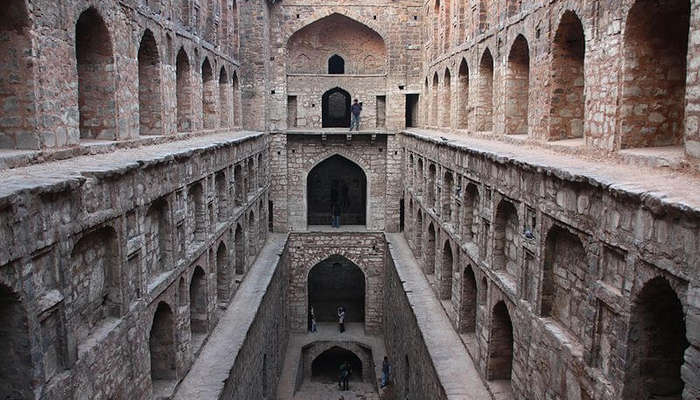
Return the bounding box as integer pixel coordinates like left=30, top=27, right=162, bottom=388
left=328, top=54, right=345, bottom=74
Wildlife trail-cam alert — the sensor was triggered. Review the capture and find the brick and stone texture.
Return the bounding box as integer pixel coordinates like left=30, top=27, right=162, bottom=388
left=0, top=132, right=270, bottom=399
left=402, top=132, right=700, bottom=400
left=421, top=0, right=700, bottom=164
left=286, top=232, right=386, bottom=335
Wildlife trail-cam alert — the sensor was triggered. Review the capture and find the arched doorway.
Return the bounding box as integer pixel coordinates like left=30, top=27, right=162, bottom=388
left=328, top=54, right=345, bottom=74
left=623, top=277, right=688, bottom=399
left=312, top=346, right=363, bottom=382
left=307, top=155, right=367, bottom=226
left=0, top=283, right=32, bottom=398
left=487, top=301, right=513, bottom=381
left=308, top=255, right=365, bottom=325
left=149, top=302, right=176, bottom=384
left=322, top=87, right=351, bottom=128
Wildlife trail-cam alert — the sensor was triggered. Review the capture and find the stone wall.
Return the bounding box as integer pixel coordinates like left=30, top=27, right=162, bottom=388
left=0, top=0, right=243, bottom=150
left=402, top=131, right=700, bottom=399
left=383, top=239, right=448, bottom=400
left=286, top=231, right=386, bottom=335
left=0, top=132, right=269, bottom=399
left=219, top=236, right=289, bottom=400
left=421, top=0, right=700, bottom=161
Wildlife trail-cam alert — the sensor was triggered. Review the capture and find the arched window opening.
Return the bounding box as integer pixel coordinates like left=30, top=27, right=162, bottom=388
left=623, top=277, right=688, bottom=399
left=189, top=266, right=208, bottom=339
left=187, top=182, right=205, bottom=244
left=493, top=200, right=518, bottom=277
left=312, top=347, right=363, bottom=383
left=248, top=211, right=257, bottom=260
left=461, top=266, right=477, bottom=333
left=176, top=48, right=192, bottom=132
left=477, top=49, right=494, bottom=131
left=234, top=223, right=245, bottom=275
left=621, top=0, right=689, bottom=148
left=414, top=210, right=423, bottom=254
left=234, top=163, right=244, bottom=205
left=322, top=87, right=351, bottom=128
left=425, top=223, right=436, bottom=274
left=416, top=158, right=424, bottom=196
left=150, top=302, right=176, bottom=386
left=145, top=198, right=170, bottom=281
left=0, top=0, right=35, bottom=149
left=201, top=58, right=216, bottom=129
left=76, top=8, right=116, bottom=141
left=457, top=59, right=469, bottom=129
left=307, top=155, right=367, bottom=226
left=0, top=284, right=32, bottom=398
left=550, top=11, right=585, bottom=140
left=427, top=164, right=436, bottom=207
left=328, top=54, right=345, bottom=74
left=442, top=69, right=452, bottom=128
left=506, top=35, right=530, bottom=135
left=308, top=256, right=365, bottom=324
left=216, top=242, right=229, bottom=303
left=138, top=29, right=162, bottom=136
left=219, top=67, right=229, bottom=128
left=442, top=171, right=453, bottom=222
left=215, top=170, right=227, bottom=221
left=487, top=301, right=513, bottom=381
left=462, top=184, right=479, bottom=241
left=431, top=73, right=439, bottom=126
left=440, top=241, right=453, bottom=300
left=231, top=72, right=240, bottom=127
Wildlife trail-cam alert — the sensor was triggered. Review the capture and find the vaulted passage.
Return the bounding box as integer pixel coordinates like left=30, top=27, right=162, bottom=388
left=440, top=241, right=453, bottom=300
left=219, top=68, right=229, bottom=128
left=0, top=0, right=34, bottom=149
left=460, top=265, right=477, bottom=333
left=505, top=35, right=529, bottom=135
left=190, top=266, right=208, bottom=335
left=176, top=48, right=192, bottom=132
left=550, top=11, right=585, bottom=140
left=494, top=200, right=518, bottom=278
left=138, top=29, right=162, bottom=136
left=488, top=301, right=513, bottom=381
left=150, top=302, right=176, bottom=383
left=621, top=0, right=689, bottom=148
left=75, top=8, right=115, bottom=141
left=0, top=284, right=32, bottom=399
left=308, top=255, right=365, bottom=323
left=623, top=277, right=688, bottom=399
left=311, top=346, right=363, bottom=382
left=457, top=58, right=469, bottom=129
left=322, top=87, right=351, bottom=127
left=307, top=155, right=366, bottom=226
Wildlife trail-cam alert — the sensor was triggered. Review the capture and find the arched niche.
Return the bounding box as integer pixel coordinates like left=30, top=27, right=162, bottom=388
left=307, top=255, right=366, bottom=324
left=311, top=346, right=363, bottom=382
left=321, top=87, right=351, bottom=128
left=286, top=13, right=386, bottom=74
left=306, top=154, right=367, bottom=226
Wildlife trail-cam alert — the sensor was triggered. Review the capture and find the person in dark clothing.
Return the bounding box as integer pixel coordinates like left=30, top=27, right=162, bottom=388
left=350, top=99, right=362, bottom=131
left=331, top=202, right=340, bottom=227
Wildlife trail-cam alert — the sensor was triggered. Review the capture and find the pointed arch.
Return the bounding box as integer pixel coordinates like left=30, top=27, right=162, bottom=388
left=231, top=71, right=241, bottom=127
left=440, top=240, right=453, bottom=300
left=216, top=241, right=230, bottom=302
left=189, top=266, right=208, bottom=335
left=426, top=222, right=436, bottom=274
left=322, top=87, right=351, bottom=127
left=506, top=34, right=529, bottom=135
left=234, top=223, right=245, bottom=275
left=201, top=57, right=216, bottom=129
left=460, top=265, right=477, bottom=332
left=138, top=29, right=162, bottom=136
left=176, top=47, right=192, bottom=132
left=328, top=54, right=345, bottom=74
left=431, top=72, right=439, bottom=126
left=307, top=255, right=366, bottom=323
left=306, top=154, right=367, bottom=226
left=75, top=7, right=116, bottom=140
left=442, top=68, right=452, bottom=128
left=218, top=67, right=230, bottom=128
left=550, top=11, right=585, bottom=140
left=477, top=48, right=494, bottom=131
left=150, top=302, right=176, bottom=383
left=487, top=301, right=513, bottom=380
left=457, top=58, right=470, bottom=129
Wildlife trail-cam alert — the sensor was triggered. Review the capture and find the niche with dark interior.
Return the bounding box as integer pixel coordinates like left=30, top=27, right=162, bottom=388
left=307, top=154, right=366, bottom=225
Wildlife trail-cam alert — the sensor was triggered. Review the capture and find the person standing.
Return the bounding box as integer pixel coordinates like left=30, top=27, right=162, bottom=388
left=380, top=356, right=391, bottom=388
left=350, top=99, right=362, bottom=131
left=338, top=361, right=348, bottom=390
left=331, top=202, right=341, bottom=228
left=337, top=306, right=345, bottom=333
left=310, top=306, right=317, bottom=333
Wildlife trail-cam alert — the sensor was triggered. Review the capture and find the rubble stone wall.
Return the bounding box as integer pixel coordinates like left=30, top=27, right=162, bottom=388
left=0, top=132, right=269, bottom=399
left=402, top=131, right=700, bottom=400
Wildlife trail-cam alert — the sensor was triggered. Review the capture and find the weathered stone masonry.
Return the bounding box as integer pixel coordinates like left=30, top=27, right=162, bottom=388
left=402, top=131, right=699, bottom=400
left=0, top=133, right=269, bottom=399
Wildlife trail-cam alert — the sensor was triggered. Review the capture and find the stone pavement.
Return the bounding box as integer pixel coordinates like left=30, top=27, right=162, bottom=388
left=277, top=322, right=386, bottom=400
left=386, top=233, right=493, bottom=400
left=173, top=233, right=288, bottom=400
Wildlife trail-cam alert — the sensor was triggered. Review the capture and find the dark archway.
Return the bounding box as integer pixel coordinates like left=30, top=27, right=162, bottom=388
left=234, top=223, right=245, bottom=275
left=551, top=11, right=585, bottom=140
left=149, top=302, right=176, bottom=382
left=0, top=284, right=32, bottom=398
left=328, top=54, right=345, bottom=74
left=623, top=277, right=688, bottom=399
left=487, top=301, right=513, bottom=381
left=312, top=346, right=362, bottom=382
left=460, top=265, right=477, bottom=333
left=308, top=255, right=365, bottom=323
left=189, top=266, right=207, bottom=335
left=440, top=241, right=453, bottom=300
left=307, top=155, right=367, bottom=226
left=138, top=29, right=162, bottom=136
left=322, top=87, right=351, bottom=127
